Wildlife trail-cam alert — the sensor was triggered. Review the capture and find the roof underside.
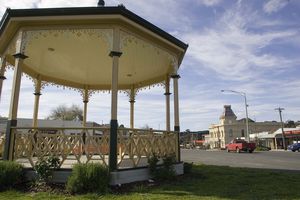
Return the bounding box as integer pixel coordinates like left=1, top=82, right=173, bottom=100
left=0, top=6, right=188, bottom=90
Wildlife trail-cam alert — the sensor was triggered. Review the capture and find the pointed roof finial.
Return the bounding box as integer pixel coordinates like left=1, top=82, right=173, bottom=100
left=97, top=0, right=105, bottom=7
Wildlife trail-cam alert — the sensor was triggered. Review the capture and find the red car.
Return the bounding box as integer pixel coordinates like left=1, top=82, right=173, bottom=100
left=226, top=139, right=256, bottom=153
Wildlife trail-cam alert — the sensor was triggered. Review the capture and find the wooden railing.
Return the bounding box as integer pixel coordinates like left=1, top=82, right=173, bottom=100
left=9, top=127, right=178, bottom=169
left=0, top=134, right=4, bottom=159
left=117, top=128, right=178, bottom=168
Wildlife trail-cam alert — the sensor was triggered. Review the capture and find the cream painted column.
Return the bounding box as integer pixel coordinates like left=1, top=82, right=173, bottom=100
left=109, top=28, right=122, bottom=171
left=4, top=31, right=28, bottom=160
left=129, top=86, right=135, bottom=129
left=0, top=57, right=7, bottom=102
left=164, top=76, right=171, bottom=131
left=32, top=76, right=42, bottom=127
left=83, top=88, right=89, bottom=127
left=171, top=74, right=180, bottom=132
left=171, top=73, right=180, bottom=162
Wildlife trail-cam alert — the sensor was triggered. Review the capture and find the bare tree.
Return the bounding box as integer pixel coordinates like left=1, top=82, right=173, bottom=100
left=46, top=104, right=83, bottom=121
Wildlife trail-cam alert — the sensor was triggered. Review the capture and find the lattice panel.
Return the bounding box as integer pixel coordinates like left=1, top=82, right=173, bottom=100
left=84, top=132, right=109, bottom=166
left=117, top=130, right=178, bottom=168
left=13, top=128, right=110, bottom=168
left=0, top=135, right=5, bottom=157
left=11, top=128, right=176, bottom=169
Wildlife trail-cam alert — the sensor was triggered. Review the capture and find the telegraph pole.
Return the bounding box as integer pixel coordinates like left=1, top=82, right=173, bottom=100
left=275, top=107, right=286, bottom=150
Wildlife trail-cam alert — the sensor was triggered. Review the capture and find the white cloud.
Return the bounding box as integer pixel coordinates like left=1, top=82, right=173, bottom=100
left=263, top=0, right=289, bottom=14
left=197, top=0, right=222, bottom=7
left=183, top=1, right=299, bottom=81
left=0, top=0, right=300, bottom=131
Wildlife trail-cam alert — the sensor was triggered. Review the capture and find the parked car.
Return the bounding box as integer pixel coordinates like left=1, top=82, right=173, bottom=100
left=287, top=143, right=300, bottom=152
left=226, top=139, right=256, bottom=153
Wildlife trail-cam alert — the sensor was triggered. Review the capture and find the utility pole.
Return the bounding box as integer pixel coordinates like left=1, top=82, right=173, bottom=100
left=221, top=90, right=250, bottom=142
left=275, top=107, right=286, bottom=150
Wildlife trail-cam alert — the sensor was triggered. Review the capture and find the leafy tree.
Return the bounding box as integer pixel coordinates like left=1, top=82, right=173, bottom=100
left=46, top=104, right=83, bottom=121
left=141, top=124, right=151, bottom=130
left=285, top=120, right=296, bottom=128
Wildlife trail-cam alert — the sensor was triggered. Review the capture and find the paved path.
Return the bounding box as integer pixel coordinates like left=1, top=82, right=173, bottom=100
left=181, top=149, right=300, bottom=171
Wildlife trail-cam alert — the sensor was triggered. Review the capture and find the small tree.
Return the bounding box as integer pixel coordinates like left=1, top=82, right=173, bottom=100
left=46, top=104, right=83, bottom=121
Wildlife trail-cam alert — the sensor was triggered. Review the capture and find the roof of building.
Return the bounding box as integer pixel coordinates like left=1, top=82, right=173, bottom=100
left=251, top=127, right=300, bottom=139
left=0, top=118, right=109, bottom=133
left=237, top=118, right=255, bottom=123
left=219, top=105, right=237, bottom=119
left=0, top=6, right=188, bottom=50
left=0, top=6, right=188, bottom=91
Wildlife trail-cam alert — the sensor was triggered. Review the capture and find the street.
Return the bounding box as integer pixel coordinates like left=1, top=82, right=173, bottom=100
left=181, top=149, right=300, bottom=171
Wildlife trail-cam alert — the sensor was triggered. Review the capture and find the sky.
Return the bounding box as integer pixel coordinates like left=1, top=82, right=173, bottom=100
left=0, top=0, right=299, bottom=131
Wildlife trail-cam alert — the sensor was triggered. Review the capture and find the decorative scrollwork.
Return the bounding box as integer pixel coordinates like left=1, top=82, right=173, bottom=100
left=120, top=30, right=178, bottom=69
left=23, top=29, right=113, bottom=52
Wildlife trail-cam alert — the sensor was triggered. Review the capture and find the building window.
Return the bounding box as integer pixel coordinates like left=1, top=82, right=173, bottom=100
left=229, top=129, right=233, bottom=137
left=241, top=129, right=245, bottom=137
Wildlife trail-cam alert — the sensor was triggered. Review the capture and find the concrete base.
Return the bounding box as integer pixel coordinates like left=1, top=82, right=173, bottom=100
left=25, top=169, right=72, bottom=184
left=111, top=163, right=184, bottom=185
left=24, top=162, right=184, bottom=185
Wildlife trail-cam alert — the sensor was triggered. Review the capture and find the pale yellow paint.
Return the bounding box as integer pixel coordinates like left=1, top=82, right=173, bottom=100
left=32, top=77, right=41, bottom=127
left=0, top=14, right=186, bottom=91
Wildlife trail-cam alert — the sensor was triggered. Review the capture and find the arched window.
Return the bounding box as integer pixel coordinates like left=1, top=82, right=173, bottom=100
left=241, top=129, right=245, bottom=137
left=229, top=129, right=233, bottom=137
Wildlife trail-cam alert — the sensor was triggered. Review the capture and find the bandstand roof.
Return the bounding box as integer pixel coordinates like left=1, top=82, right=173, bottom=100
left=0, top=6, right=188, bottom=90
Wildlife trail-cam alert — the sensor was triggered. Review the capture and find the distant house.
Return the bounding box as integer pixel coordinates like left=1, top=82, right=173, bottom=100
left=0, top=118, right=107, bottom=136
left=251, top=127, right=300, bottom=149
left=206, top=105, right=281, bottom=149
left=180, top=130, right=209, bottom=148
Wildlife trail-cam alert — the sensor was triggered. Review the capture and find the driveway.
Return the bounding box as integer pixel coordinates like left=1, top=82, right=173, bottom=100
left=181, top=149, right=300, bottom=171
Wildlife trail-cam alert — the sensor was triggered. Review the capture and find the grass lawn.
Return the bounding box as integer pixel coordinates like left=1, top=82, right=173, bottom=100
left=0, top=165, right=300, bottom=200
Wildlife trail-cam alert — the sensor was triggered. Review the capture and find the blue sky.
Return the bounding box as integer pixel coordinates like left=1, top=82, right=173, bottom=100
left=0, top=0, right=299, bottom=131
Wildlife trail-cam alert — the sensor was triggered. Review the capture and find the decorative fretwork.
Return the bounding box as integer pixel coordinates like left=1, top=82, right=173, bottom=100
left=23, top=29, right=113, bottom=52
left=120, top=30, right=178, bottom=71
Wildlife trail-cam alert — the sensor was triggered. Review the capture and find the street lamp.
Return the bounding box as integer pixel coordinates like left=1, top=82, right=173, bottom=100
left=221, top=90, right=250, bottom=142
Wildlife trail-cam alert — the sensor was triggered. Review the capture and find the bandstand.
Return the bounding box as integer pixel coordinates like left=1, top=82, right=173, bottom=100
left=0, top=4, right=188, bottom=183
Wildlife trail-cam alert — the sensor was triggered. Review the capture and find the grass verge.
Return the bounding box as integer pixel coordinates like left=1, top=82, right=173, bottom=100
left=0, top=164, right=299, bottom=200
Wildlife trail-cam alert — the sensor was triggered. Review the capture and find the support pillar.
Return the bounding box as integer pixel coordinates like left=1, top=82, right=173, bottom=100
left=3, top=33, right=28, bottom=160
left=83, top=88, right=89, bottom=127
left=164, top=76, right=171, bottom=132
left=32, top=76, right=42, bottom=127
left=129, top=86, right=135, bottom=129
left=171, top=74, right=180, bottom=132
left=171, top=74, right=180, bottom=162
left=109, top=28, right=122, bottom=171
left=0, top=57, right=7, bottom=102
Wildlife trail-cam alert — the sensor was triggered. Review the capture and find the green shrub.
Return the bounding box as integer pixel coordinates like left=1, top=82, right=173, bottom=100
left=148, top=154, right=176, bottom=181
left=255, top=146, right=270, bottom=151
left=67, top=163, right=109, bottom=194
left=34, top=156, right=60, bottom=182
left=148, top=154, right=159, bottom=175
left=183, top=162, right=193, bottom=174
left=0, top=161, right=23, bottom=190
